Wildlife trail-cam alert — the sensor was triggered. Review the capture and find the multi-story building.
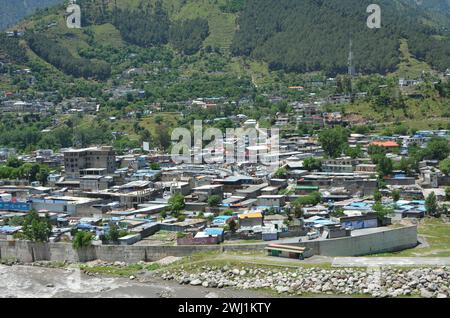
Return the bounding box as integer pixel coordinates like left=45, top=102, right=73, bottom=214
left=63, top=146, right=116, bottom=179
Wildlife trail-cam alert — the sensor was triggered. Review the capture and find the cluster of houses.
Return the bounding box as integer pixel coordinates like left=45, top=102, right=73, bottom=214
left=0, top=124, right=448, bottom=248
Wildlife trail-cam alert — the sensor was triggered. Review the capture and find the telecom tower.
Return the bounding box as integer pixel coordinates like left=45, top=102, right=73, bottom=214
left=348, top=37, right=356, bottom=76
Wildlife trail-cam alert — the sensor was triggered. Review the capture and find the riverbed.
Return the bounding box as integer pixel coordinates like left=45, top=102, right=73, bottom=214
left=0, top=265, right=270, bottom=298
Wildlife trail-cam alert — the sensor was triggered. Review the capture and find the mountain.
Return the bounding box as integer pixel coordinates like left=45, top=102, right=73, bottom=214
left=0, top=0, right=65, bottom=30
left=2, top=0, right=449, bottom=79
left=231, top=0, right=450, bottom=75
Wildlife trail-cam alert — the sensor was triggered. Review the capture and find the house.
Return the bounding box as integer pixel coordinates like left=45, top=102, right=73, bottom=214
left=370, top=141, right=400, bottom=149
left=265, top=244, right=313, bottom=260
left=257, top=195, right=286, bottom=211
left=239, top=212, right=263, bottom=227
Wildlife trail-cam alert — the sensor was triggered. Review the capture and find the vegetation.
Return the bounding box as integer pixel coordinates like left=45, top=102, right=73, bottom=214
left=231, top=0, right=450, bottom=75
left=440, top=158, right=450, bottom=176
left=20, top=210, right=52, bottom=243
left=377, top=156, right=394, bottom=178
left=72, top=231, right=94, bottom=250
left=207, top=195, right=222, bottom=207
left=0, top=158, right=50, bottom=184
left=319, top=127, right=348, bottom=158
left=168, top=193, right=185, bottom=213
left=170, top=18, right=209, bottom=55
left=425, top=192, right=439, bottom=217
left=293, top=192, right=322, bottom=208
left=303, top=157, right=322, bottom=172
left=372, top=202, right=394, bottom=222
left=274, top=166, right=288, bottom=178
left=0, top=34, right=28, bottom=64
left=112, top=2, right=170, bottom=48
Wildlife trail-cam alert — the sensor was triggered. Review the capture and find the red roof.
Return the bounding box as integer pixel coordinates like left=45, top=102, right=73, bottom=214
left=371, top=141, right=399, bottom=148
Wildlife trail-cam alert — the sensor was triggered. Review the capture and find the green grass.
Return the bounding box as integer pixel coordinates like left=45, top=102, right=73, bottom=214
left=371, top=218, right=450, bottom=257
left=79, top=262, right=161, bottom=277
left=90, top=24, right=125, bottom=48
left=391, top=39, right=433, bottom=79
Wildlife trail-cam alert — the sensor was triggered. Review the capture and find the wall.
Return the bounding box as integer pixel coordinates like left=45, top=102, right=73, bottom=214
left=0, top=226, right=418, bottom=263
left=296, top=226, right=418, bottom=256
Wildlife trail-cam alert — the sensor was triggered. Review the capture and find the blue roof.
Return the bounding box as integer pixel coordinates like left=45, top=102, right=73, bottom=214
left=0, top=226, right=20, bottom=233
left=350, top=202, right=369, bottom=207
left=205, top=228, right=224, bottom=236
left=77, top=223, right=92, bottom=230
left=214, top=215, right=232, bottom=220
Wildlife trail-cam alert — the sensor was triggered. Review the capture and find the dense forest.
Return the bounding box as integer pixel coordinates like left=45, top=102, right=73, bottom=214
left=112, top=2, right=170, bottom=48
left=4, top=0, right=449, bottom=79
left=170, top=18, right=210, bottom=55
left=27, top=33, right=111, bottom=80
left=0, top=34, right=28, bottom=64
left=231, top=0, right=450, bottom=75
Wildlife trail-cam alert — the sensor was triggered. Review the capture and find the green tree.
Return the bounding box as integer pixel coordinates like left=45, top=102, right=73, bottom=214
left=222, top=209, right=233, bottom=216
left=392, top=189, right=401, bottom=202
left=374, top=191, right=382, bottom=203
left=345, top=145, right=363, bottom=159
left=445, top=187, right=450, bottom=201
left=228, top=219, right=237, bottom=233
left=274, top=166, right=288, bottom=178
left=377, top=156, right=393, bottom=178
left=303, top=157, right=322, bottom=171
left=319, top=127, right=348, bottom=158
left=72, top=231, right=94, bottom=250
left=107, top=223, right=120, bottom=242
left=207, top=195, right=222, bottom=207
left=169, top=193, right=185, bottom=213
left=21, top=210, right=52, bottom=242
left=423, top=138, right=450, bottom=161
left=439, top=158, right=450, bottom=175
left=372, top=202, right=394, bottom=222
left=425, top=192, right=438, bottom=217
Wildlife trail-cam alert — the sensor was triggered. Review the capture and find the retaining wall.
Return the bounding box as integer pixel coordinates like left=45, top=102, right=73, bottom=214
left=296, top=225, right=418, bottom=256
left=0, top=226, right=418, bottom=263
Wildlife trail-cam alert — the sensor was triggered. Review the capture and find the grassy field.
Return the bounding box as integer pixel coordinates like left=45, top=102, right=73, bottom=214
left=390, top=39, right=434, bottom=79
left=372, top=218, right=450, bottom=257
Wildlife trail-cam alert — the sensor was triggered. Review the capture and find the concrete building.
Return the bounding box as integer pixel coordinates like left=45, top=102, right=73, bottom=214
left=63, top=146, right=116, bottom=179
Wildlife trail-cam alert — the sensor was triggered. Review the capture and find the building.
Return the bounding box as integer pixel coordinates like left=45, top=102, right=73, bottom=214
left=239, top=212, right=263, bottom=227
left=63, top=146, right=116, bottom=179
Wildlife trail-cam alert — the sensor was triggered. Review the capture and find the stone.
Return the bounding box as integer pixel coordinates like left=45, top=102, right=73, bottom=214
left=190, top=279, right=202, bottom=286
left=436, top=293, right=447, bottom=299
left=420, top=288, right=433, bottom=298
left=202, top=281, right=209, bottom=288
left=275, top=286, right=290, bottom=293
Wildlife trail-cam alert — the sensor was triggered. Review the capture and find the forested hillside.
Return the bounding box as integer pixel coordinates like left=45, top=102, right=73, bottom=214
left=232, top=0, right=450, bottom=75
left=3, top=0, right=449, bottom=79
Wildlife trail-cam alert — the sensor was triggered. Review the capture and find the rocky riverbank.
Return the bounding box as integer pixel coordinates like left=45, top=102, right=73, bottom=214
left=161, top=265, right=450, bottom=298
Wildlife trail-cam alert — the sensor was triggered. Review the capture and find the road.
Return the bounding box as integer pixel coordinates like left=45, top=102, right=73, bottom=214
left=332, top=257, right=450, bottom=267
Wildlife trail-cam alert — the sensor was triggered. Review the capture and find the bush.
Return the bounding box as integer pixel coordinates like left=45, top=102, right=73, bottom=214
left=72, top=231, right=93, bottom=250
left=21, top=210, right=52, bottom=242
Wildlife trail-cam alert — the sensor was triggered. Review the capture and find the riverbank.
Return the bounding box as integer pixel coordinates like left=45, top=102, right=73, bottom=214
left=0, top=264, right=270, bottom=298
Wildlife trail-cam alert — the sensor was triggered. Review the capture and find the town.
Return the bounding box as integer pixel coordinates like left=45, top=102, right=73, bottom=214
left=0, top=0, right=449, bottom=300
